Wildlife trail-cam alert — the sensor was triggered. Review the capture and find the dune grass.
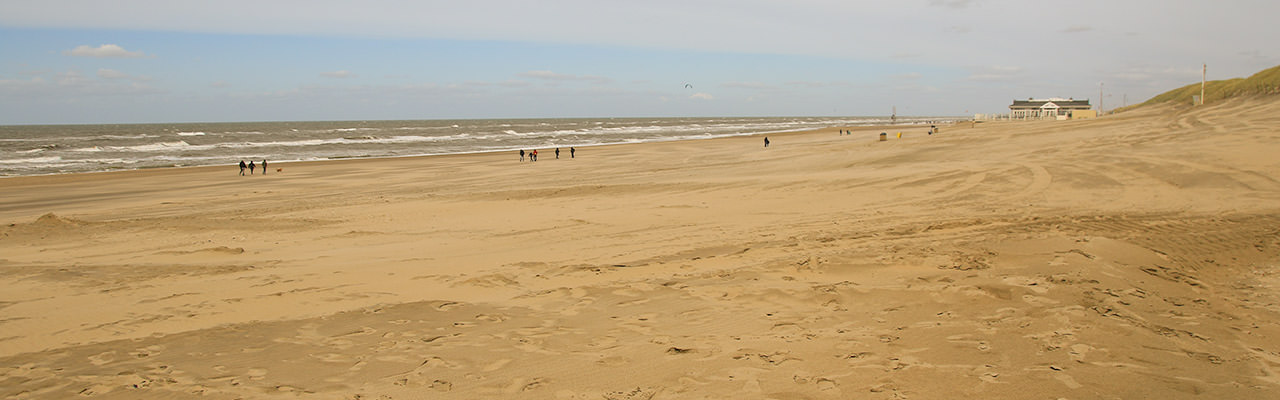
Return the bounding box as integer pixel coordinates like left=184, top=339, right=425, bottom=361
left=1115, top=64, right=1280, bottom=113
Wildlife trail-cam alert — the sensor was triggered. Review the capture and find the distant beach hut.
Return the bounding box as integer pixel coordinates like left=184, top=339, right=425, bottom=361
left=1009, top=98, right=1092, bottom=120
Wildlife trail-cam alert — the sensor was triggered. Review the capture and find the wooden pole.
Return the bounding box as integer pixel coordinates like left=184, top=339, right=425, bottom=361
left=1200, top=63, right=1206, bottom=105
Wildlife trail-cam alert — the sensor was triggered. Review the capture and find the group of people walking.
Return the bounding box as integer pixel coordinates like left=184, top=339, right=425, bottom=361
left=520, top=147, right=575, bottom=162
left=238, top=159, right=267, bottom=175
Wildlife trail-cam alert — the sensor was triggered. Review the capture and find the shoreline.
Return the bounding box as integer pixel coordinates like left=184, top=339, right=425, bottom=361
left=0, top=123, right=936, bottom=186
left=0, top=119, right=956, bottom=180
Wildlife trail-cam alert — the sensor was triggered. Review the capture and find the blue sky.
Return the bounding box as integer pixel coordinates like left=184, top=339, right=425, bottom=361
left=2, top=0, right=1277, bottom=124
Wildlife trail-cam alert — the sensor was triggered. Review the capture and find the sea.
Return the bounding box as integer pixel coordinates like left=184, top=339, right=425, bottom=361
left=0, top=116, right=953, bottom=177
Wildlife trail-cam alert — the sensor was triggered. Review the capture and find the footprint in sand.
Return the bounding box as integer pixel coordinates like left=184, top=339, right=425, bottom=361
left=77, top=384, right=114, bottom=396
left=483, top=359, right=512, bottom=372
left=596, top=356, right=629, bottom=367
left=1055, top=372, right=1083, bottom=389
left=1069, top=343, right=1094, bottom=361
left=816, top=377, right=839, bottom=392
left=601, top=386, right=661, bottom=400
left=588, top=335, right=620, bottom=350
left=475, top=313, right=509, bottom=322
left=247, top=368, right=268, bottom=381
left=129, top=345, right=163, bottom=359
left=502, top=377, right=549, bottom=393
left=87, top=351, right=116, bottom=366
left=430, top=380, right=453, bottom=391
left=616, top=298, right=651, bottom=307
left=979, top=371, right=1001, bottom=383
left=435, top=301, right=462, bottom=311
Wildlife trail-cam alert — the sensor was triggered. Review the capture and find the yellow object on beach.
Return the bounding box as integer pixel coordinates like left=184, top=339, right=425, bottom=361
left=897, top=132, right=902, bottom=138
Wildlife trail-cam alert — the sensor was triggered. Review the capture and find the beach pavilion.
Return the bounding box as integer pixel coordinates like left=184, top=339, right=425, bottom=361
left=1008, top=98, right=1093, bottom=119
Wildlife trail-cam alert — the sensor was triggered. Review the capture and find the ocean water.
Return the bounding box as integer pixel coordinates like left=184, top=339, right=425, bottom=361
left=0, top=116, right=950, bottom=177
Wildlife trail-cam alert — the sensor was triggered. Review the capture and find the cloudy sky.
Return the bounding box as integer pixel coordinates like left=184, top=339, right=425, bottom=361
left=2, top=0, right=1276, bottom=124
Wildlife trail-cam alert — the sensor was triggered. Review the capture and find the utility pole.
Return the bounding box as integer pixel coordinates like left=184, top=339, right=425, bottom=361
left=1099, top=82, right=1104, bottom=115
left=1200, top=63, right=1206, bottom=105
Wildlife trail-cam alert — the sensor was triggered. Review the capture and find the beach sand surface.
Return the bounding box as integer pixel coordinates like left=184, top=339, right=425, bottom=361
left=3, top=97, right=1280, bottom=399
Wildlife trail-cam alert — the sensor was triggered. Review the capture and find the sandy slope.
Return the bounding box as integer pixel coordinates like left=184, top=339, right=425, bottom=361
left=2, top=97, right=1280, bottom=399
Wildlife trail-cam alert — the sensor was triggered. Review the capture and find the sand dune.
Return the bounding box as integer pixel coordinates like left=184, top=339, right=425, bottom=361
left=2, top=97, right=1280, bottom=399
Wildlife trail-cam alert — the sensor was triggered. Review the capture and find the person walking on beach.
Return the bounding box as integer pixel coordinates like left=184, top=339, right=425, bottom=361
left=262, top=159, right=268, bottom=174
left=532, top=149, right=538, bottom=162
left=555, top=148, right=560, bottom=159
left=239, top=160, right=246, bottom=176
left=570, top=147, right=576, bottom=159
left=248, top=160, right=256, bottom=175
left=520, top=149, right=525, bottom=162
left=764, top=137, right=770, bottom=148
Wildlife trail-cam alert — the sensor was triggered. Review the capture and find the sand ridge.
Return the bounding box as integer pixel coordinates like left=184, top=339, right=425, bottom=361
left=2, top=97, right=1280, bottom=398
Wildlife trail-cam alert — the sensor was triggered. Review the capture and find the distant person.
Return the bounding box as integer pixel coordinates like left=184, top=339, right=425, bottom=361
left=764, top=137, right=770, bottom=148
left=262, top=159, right=268, bottom=174
left=570, top=147, right=576, bottom=159
left=239, top=160, right=246, bottom=176
left=555, top=148, right=560, bottom=159
left=248, top=160, right=256, bottom=175
left=532, top=149, right=538, bottom=162
left=520, top=149, right=526, bottom=162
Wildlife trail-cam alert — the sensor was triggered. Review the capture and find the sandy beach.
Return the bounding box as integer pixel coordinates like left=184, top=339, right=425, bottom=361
left=3, top=97, right=1280, bottom=399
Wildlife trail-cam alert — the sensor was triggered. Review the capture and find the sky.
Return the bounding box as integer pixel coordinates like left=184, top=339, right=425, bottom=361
left=1, top=0, right=1277, bottom=124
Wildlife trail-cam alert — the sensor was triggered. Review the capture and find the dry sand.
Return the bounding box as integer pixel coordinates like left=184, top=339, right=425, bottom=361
left=3, top=97, right=1280, bottom=399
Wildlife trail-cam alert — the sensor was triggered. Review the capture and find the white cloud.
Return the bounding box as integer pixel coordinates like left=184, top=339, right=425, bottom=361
left=56, top=70, right=89, bottom=85
left=320, top=70, right=355, bottom=78
left=95, top=68, right=151, bottom=82
left=967, top=65, right=1024, bottom=82
left=97, top=68, right=129, bottom=79
left=64, top=44, right=146, bottom=58
left=689, top=92, right=713, bottom=100
left=785, top=81, right=828, bottom=89
left=1062, top=25, right=1093, bottom=33
left=496, top=79, right=531, bottom=88
left=722, top=81, right=774, bottom=90
left=929, top=0, right=976, bottom=8
left=518, top=70, right=611, bottom=84
left=0, top=76, right=47, bottom=88
left=519, top=70, right=571, bottom=80
left=0, top=69, right=164, bottom=98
